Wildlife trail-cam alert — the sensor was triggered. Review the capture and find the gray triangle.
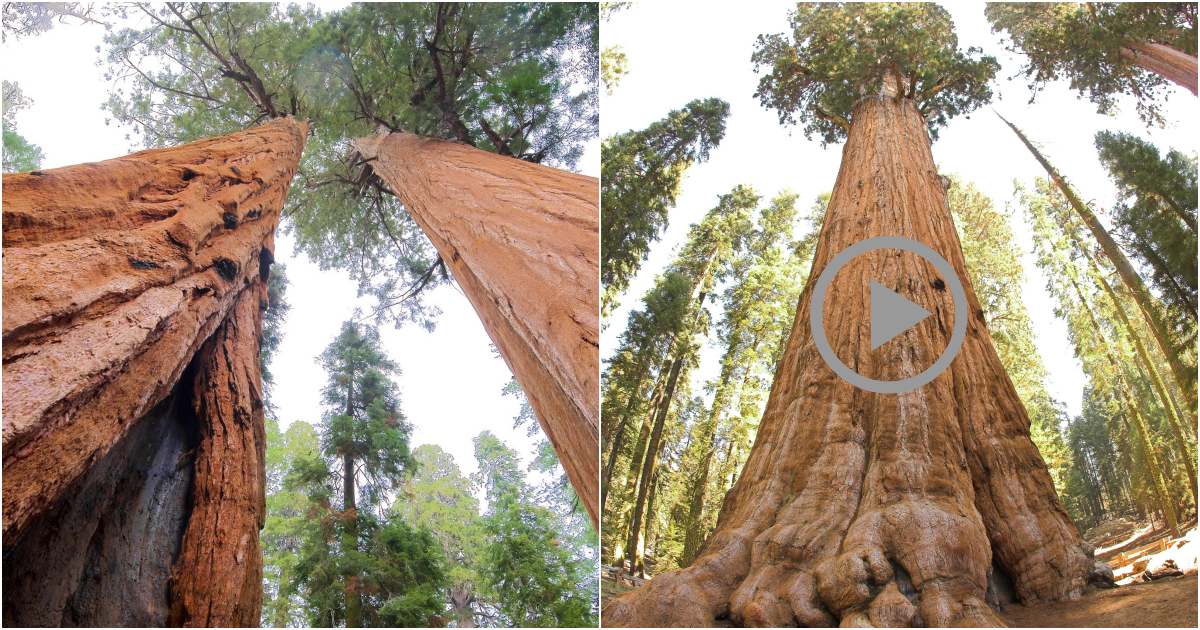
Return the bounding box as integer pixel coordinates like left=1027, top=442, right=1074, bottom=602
left=870, top=280, right=932, bottom=350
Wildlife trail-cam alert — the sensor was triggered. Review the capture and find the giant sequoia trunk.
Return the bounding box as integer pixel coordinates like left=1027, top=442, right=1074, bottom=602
left=603, top=95, right=1106, bottom=628
left=353, top=132, right=600, bottom=528
left=2, top=117, right=306, bottom=626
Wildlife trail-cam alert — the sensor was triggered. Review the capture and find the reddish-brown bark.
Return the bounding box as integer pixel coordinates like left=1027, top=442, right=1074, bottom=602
left=1121, top=41, right=1198, bottom=96
left=603, top=95, right=1104, bottom=628
left=2, top=117, right=306, bottom=625
left=353, top=131, right=600, bottom=528
left=168, top=285, right=269, bottom=627
left=3, top=117, right=305, bottom=541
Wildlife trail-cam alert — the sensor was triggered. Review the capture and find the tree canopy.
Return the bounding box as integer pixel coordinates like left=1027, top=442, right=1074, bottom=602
left=986, top=2, right=1198, bottom=125
left=1094, top=130, right=1197, bottom=323
left=752, top=3, right=999, bottom=144
left=2, top=80, right=45, bottom=172
left=100, top=2, right=598, bottom=328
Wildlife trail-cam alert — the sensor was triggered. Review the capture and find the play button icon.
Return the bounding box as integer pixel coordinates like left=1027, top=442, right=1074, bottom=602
left=870, top=280, right=932, bottom=350
left=809, top=236, right=968, bottom=394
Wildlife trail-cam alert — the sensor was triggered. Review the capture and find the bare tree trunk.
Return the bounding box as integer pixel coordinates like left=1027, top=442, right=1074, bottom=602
left=1073, top=240, right=1198, bottom=508
left=604, top=95, right=1100, bottom=628
left=1121, top=41, right=1198, bottom=95
left=625, top=345, right=688, bottom=575
left=449, top=583, right=477, bottom=628
left=602, top=357, right=652, bottom=511
left=681, top=357, right=738, bottom=567
left=353, top=132, right=600, bottom=528
left=1063, top=270, right=1180, bottom=539
left=168, top=285, right=269, bottom=627
left=1, top=117, right=306, bottom=625
left=998, top=114, right=1198, bottom=417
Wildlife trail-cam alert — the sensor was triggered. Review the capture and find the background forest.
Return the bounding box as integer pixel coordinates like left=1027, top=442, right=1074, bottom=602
left=4, top=2, right=598, bottom=627
left=600, top=1, right=1197, bottom=578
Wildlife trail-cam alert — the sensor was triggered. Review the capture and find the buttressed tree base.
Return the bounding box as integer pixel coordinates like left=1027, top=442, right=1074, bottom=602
left=603, top=95, right=1113, bottom=628
left=354, top=131, right=601, bottom=528
left=2, top=117, right=307, bottom=626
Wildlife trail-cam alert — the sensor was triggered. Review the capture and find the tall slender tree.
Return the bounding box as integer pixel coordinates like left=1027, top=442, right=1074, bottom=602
left=616, top=186, right=757, bottom=576
left=1020, top=177, right=1194, bottom=521
left=600, top=98, right=731, bottom=317
left=1000, top=115, right=1198, bottom=426
left=288, top=322, right=442, bottom=628
left=1095, top=131, right=1197, bottom=320
left=679, top=190, right=808, bottom=567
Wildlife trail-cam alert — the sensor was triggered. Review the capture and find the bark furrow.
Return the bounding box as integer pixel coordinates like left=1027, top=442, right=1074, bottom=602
left=2, top=118, right=306, bottom=542
left=168, top=286, right=269, bottom=627
left=353, top=132, right=600, bottom=527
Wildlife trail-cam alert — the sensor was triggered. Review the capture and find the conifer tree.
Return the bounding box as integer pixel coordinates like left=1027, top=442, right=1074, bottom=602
left=600, top=98, right=731, bottom=317
left=288, top=322, right=445, bottom=627
left=261, top=418, right=319, bottom=628
left=392, top=445, right=486, bottom=627
left=613, top=185, right=757, bottom=577
left=1020, top=178, right=1192, bottom=530
left=1000, top=115, right=1198, bottom=429
left=102, top=2, right=598, bottom=327
left=1095, top=131, right=1197, bottom=320
left=473, top=432, right=597, bottom=627
left=678, top=190, right=808, bottom=567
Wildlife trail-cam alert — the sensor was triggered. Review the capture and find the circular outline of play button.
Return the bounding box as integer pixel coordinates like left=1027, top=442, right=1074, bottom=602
left=809, top=235, right=967, bottom=394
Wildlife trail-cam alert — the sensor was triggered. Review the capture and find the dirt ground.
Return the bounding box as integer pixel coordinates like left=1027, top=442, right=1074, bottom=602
left=601, top=567, right=1198, bottom=628
left=999, top=574, right=1198, bottom=628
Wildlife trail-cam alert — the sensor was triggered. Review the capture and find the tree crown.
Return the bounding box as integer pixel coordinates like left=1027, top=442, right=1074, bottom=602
left=752, top=3, right=998, bottom=144
left=986, top=2, right=1197, bottom=125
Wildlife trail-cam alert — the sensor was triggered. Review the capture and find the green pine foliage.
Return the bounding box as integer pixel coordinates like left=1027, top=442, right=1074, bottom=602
left=262, top=418, right=320, bottom=628
left=285, top=322, right=444, bottom=627
left=100, top=2, right=597, bottom=328
left=752, top=3, right=998, bottom=144
left=2, top=80, right=45, bottom=173
left=1094, top=131, right=1197, bottom=330
left=601, top=186, right=811, bottom=572
left=1018, top=177, right=1193, bottom=531
left=986, top=2, right=1197, bottom=126
left=473, top=432, right=597, bottom=627
left=600, top=98, right=731, bottom=317
left=393, top=445, right=487, bottom=627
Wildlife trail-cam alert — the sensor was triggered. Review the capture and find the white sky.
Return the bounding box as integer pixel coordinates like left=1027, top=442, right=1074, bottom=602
left=600, top=2, right=1197, bottom=420
left=2, top=5, right=598, bottom=482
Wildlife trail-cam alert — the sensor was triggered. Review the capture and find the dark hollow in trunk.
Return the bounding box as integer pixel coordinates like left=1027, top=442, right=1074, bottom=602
left=2, top=117, right=306, bottom=626
left=3, top=372, right=199, bottom=627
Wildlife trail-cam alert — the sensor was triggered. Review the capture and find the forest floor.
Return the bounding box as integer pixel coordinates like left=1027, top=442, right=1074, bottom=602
left=999, top=573, right=1197, bottom=628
